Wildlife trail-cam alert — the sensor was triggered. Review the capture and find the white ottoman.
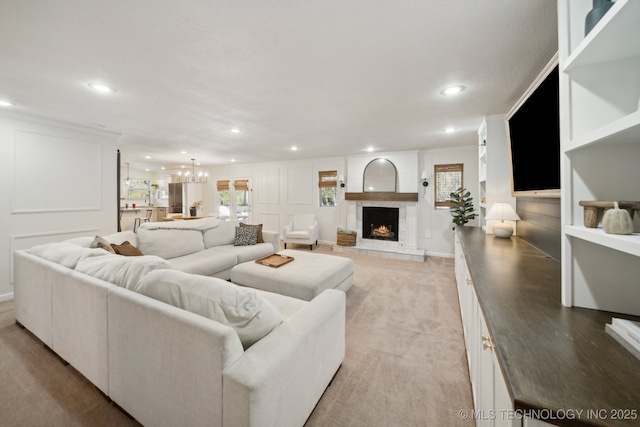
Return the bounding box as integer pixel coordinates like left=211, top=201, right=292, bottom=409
left=230, top=250, right=354, bottom=301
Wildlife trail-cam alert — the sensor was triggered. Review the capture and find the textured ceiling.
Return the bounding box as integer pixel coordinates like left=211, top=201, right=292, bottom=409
left=0, top=0, right=558, bottom=171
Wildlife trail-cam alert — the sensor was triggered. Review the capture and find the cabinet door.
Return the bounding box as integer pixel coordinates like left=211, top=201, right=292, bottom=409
left=155, top=207, right=166, bottom=221
left=477, top=312, right=495, bottom=427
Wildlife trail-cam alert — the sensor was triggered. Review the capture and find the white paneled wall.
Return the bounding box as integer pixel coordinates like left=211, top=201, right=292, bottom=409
left=0, top=112, right=119, bottom=300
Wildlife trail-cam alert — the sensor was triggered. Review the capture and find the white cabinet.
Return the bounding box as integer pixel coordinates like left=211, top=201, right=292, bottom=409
left=558, top=0, right=640, bottom=316
left=155, top=207, right=167, bottom=222
left=455, top=237, right=519, bottom=427
left=477, top=116, right=516, bottom=234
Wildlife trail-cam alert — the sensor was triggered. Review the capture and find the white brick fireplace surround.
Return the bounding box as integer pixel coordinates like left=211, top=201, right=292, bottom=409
left=334, top=200, right=425, bottom=262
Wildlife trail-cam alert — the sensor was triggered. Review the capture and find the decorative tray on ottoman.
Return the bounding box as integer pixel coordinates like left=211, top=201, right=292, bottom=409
left=255, top=254, right=294, bottom=268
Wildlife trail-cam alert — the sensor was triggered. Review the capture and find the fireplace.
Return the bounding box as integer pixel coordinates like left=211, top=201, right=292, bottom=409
left=362, top=207, right=399, bottom=242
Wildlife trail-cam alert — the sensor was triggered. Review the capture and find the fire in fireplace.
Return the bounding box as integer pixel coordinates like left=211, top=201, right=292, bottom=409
left=362, top=206, right=399, bottom=241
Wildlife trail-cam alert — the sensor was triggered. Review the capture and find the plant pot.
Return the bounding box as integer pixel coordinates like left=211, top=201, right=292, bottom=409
left=189, top=207, right=197, bottom=217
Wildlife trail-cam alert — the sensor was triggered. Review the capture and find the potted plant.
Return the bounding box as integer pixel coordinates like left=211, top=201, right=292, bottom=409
left=447, top=187, right=476, bottom=229
left=190, top=200, right=203, bottom=217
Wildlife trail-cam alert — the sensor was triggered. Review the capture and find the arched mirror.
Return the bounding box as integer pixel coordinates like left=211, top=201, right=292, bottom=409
left=363, top=158, right=397, bottom=192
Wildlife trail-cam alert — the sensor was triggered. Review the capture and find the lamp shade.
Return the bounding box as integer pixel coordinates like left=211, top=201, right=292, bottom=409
left=421, top=171, right=428, bottom=180
left=485, top=203, right=521, bottom=221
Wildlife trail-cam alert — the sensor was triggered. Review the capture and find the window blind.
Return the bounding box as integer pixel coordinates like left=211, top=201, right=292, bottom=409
left=318, top=170, right=337, bottom=188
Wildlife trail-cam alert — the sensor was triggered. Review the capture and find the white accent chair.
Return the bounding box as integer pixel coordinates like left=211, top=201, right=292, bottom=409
left=283, top=214, right=318, bottom=250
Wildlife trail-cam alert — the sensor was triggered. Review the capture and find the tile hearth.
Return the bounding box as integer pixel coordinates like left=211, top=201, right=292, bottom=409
left=332, top=241, right=425, bottom=262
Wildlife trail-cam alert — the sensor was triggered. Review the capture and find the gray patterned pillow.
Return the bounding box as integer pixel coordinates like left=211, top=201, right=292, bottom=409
left=234, top=226, right=258, bottom=246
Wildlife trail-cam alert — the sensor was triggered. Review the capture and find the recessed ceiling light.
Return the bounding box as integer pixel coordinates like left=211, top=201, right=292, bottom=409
left=291, top=146, right=298, bottom=151
left=366, top=147, right=374, bottom=153
left=443, top=127, right=457, bottom=133
left=231, top=159, right=236, bottom=162
left=88, top=83, right=115, bottom=93
left=440, top=85, right=465, bottom=96
left=231, top=128, right=241, bottom=134
left=145, top=156, right=151, bottom=159
left=180, top=150, right=187, bottom=154
left=145, top=168, right=149, bottom=172
left=0, top=100, right=14, bottom=107
left=161, top=167, right=166, bottom=170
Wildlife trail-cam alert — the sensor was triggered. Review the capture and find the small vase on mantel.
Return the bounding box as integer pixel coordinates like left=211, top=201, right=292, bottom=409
left=189, top=207, right=197, bottom=217
left=585, top=0, right=614, bottom=36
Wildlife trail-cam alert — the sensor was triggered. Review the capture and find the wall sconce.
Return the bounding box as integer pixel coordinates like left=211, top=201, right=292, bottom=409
left=421, top=171, right=429, bottom=187
left=339, top=175, right=345, bottom=188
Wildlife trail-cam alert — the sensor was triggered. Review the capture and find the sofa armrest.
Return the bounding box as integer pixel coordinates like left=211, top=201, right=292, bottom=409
left=262, top=230, right=280, bottom=253
left=108, top=287, right=245, bottom=427
left=223, top=289, right=346, bottom=427
left=309, top=221, right=319, bottom=241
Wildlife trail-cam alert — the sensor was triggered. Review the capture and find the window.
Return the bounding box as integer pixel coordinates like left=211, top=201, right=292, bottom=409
left=434, top=164, right=463, bottom=208
left=233, top=179, right=249, bottom=221
left=217, top=180, right=230, bottom=220
left=318, top=170, right=337, bottom=207
left=127, top=179, right=150, bottom=201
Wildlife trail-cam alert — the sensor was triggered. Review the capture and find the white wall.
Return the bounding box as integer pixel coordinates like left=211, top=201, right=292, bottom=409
left=346, top=151, right=419, bottom=193
left=418, top=146, right=479, bottom=258
left=206, top=147, right=477, bottom=258
left=0, top=112, right=118, bottom=301
left=206, top=156, right=347, bottom=244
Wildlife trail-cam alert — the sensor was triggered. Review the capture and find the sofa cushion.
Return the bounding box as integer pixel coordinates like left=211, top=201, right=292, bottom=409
left=64, top=231, right=137, bottom=248
left=168, top=248, right=238, bottom=277
left=212, top=244, right=274, bottom=264
left=135, top=270, right=283, bottom=349
left=27, top=243, right=109, bottom=269
left=75, top=254, right=172, bottom=290
left=136, top=228, right=205, bottom=259
left=234, top=226, right=258, bottom=246
left=203, top=220, right=238, bottom=248
left=104, top=230, right=137, bottom=246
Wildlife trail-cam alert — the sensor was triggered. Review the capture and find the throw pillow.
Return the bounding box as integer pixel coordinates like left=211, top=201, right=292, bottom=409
left=111, top=241, right=144, bottom=256
left=135, top=270, right=283, bottom=349
left=239, top=223, right=264, bottom=243
left=90, top=236, right=117, bottom=254
left=234, top=226, right=258, bottom=246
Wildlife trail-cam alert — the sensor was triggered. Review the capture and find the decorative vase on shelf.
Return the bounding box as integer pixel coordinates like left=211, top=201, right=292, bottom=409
left=585, top=0, right=614, bottom=36
left=189, top=207, right=197, bottom=217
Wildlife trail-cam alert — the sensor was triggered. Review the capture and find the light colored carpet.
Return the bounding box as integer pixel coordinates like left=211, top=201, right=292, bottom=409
left=0, top=245, right=473, bottom=426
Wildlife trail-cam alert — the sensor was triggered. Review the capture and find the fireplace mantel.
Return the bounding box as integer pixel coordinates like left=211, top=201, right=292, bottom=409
left=345, top=192, right=418, bottom=202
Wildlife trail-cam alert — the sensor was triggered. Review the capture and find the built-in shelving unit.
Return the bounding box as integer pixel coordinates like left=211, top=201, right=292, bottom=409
left=477, top=116, right=515, bottom=234
left=559, top=0, right=640, bottom=316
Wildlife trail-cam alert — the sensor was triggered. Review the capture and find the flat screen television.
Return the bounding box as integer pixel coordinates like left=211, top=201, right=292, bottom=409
left=505, top=54, right=560, bottom=198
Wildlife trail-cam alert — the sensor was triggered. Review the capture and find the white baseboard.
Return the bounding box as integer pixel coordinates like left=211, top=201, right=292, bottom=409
left=425, top=251, right=454, bottom=259
left=0, top=292, right=15, bottom=302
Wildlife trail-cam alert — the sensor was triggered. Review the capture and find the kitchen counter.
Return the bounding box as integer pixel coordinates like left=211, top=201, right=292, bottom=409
left=457, top=227, right=640, bottom=427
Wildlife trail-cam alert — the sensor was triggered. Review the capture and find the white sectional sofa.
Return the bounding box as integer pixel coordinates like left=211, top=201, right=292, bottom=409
left=136, top=217, right=279, bottom=280
left=13, top=219, right=346, bottom=427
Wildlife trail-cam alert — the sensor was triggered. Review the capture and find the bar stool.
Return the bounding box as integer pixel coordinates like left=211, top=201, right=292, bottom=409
left=134, top=209, right=153, bottom=232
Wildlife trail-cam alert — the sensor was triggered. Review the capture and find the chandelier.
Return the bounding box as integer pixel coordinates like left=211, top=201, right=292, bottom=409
left=177, top=159, right=208, bottom=183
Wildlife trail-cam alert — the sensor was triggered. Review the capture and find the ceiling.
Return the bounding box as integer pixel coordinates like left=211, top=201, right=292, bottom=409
left=0, top=0, right=558, bottom=172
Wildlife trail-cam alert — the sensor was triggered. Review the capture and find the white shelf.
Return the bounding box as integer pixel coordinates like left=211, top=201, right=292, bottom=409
left=559, top=0, right=640, bottom=315
left=563, top=0, right=640, bottom=72
left=565, top=110, right=640, bottom=152
left=566, top=225, right=640, bottom=259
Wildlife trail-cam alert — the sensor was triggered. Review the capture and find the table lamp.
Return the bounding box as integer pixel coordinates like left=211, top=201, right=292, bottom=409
left=485, top=203, right=521, bottom=238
